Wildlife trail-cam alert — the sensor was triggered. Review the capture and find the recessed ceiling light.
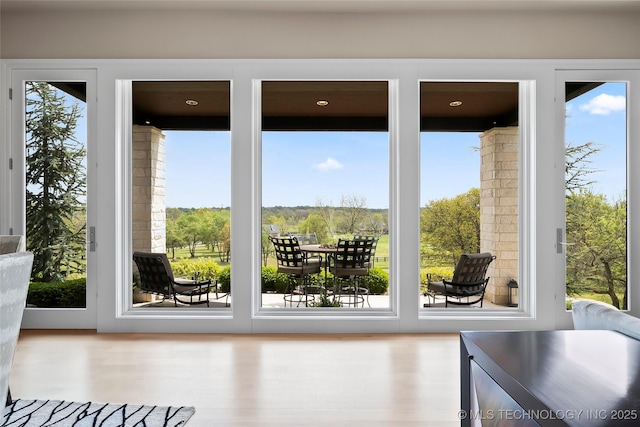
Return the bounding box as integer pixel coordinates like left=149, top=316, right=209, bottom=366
left=185, top=99, right=199, bottom=106
left=145, top=120, right=151, bottom=125
left=449, top=100, right=463, bottom=107
left=316, top=100, right=329, bottom=106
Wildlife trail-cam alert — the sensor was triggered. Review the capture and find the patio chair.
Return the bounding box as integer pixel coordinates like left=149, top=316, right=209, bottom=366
left=425, top=252, right=495, bottom=307
left=354, top=234, right=379, bottom=268
left=329, top=238, right=375, bottom=307
left=133, top=251, right=227, bottom=307
left=269, top=236, right=322, bottom=307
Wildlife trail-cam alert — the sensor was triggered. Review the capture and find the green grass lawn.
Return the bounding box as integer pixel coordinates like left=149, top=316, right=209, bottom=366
left=566, top=292, right=625, bottom=309
left=168, top=244, right=230, bottom=267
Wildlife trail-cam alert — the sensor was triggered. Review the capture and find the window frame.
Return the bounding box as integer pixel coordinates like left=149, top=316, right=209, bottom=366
left=253, top=77, right=398, bottom=318
left=6, top=58, right=640, bottom=332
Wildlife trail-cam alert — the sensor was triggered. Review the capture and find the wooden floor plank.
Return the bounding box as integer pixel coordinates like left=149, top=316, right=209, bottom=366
left=8, top=330, right=461, bottom=426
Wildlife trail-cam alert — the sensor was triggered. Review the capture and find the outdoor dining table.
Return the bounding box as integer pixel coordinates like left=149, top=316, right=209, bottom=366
left=299, top=243, right=366, bottom=280
left=299, top=244, right=337, bottom=282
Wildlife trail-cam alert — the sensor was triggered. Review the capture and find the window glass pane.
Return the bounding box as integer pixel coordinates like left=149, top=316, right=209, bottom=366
left=25, top=81, right=87, bottom=308
left=565, top=82, right=627, bottom=309
left=420, top=82, right=520, bottom=309
left=131, top=81, right=231, bottom=309
left=261, top=81, right=390, bottom=310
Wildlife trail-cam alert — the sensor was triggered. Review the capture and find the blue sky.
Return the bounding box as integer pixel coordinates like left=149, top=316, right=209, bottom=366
left=565, top=82, right=626, bottom=202
left=159, top=81, right=626, bottom=209
left=164, top=131, right=231, bottom=208
left=262, top=132, right=389, bottom=208
left=164, top=129, right=480, bottom=209
left=420, top=132, right=481, bottom=205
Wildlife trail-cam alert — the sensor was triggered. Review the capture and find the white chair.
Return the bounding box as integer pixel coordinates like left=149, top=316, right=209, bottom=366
left=0, top=251, right=34, bottom=406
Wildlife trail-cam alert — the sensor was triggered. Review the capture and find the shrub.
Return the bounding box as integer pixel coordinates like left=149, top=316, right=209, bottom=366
left=27, top=278, right=86, bottom=308
left=273, top=269, right=304, bottom=294
left=419, top=267, right=454, bottom=294
left=175, top=264, right=387, bottom=295
left=261, top=266, right=282, bottom=293
left=170, top=257, right=221, bottom=282
left=366, top=267, right=389, bottom=294
left=218, top=266, right=231, bottom=293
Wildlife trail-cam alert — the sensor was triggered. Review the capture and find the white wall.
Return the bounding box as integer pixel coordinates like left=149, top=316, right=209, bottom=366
left=2, top=7, right=640, bottom=59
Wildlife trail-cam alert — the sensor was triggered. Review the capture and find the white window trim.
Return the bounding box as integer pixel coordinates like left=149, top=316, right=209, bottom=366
left=5, top=67, right=98, bottom=329
left=3, top=58, right=639, bottom=333
left=251, top=77, right=400, bottom=320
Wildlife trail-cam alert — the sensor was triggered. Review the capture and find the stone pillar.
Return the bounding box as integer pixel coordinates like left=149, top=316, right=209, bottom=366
left=479, top=127, right=519, bottom=305
left=132, top=125, right=166, bottom=253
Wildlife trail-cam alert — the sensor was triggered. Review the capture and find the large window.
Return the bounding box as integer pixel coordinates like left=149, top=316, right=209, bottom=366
left=17, top=59, right=634, bottom=332
left=130, top=81, right=231, bottom=310
left=25, top=81, right=88, bottom=308
left=564, top=81, right=627, bottom=310
left=420, top=81, right=520, bottom=310
left=260, top=81, right=391, bottom=310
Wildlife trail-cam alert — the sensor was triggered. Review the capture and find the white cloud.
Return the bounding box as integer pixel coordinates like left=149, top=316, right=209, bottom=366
left=579, top=93, right=626, bottom=115
left=315, top=157, right=343, bottom=171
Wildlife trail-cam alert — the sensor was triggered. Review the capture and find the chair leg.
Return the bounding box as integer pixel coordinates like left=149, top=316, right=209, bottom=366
left=362, top=276, right=371, bottom=307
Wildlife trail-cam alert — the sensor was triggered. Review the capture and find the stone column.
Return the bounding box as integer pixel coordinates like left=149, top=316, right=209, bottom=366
left=479, top=127, right=519, bottom=305
left=132, top=125, right=166, bottom=253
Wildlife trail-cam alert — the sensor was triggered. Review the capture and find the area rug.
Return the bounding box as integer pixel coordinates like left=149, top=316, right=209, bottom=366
left=1, top=399, right=195, bottom=427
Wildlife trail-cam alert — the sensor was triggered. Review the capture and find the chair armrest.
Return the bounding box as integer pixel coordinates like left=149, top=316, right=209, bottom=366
left=174, top=277, right=212, bottom=286
left=303, top=253, right=323, bottom=265
left=443, top=278, right=488, bottom=287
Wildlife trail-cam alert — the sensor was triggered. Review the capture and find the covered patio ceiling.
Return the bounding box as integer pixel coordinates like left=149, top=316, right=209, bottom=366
left=54, top=79, right=598, bottom=132
left=131, top=80, right=521, bottom=132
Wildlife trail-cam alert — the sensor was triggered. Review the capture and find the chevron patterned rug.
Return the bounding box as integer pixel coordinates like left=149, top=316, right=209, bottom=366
left=1, top=399, right=195, bottom=427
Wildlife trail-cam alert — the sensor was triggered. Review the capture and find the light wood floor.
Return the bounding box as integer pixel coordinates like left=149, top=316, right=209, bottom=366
left=9, top=330, right=461, bottom=427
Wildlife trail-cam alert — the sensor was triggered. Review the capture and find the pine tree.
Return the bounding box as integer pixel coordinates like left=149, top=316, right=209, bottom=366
left=25, top=82, right=86, bottom=282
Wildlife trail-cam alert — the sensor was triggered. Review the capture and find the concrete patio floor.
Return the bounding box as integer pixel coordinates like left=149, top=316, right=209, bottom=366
left=133, top=292, right=506, bottom=309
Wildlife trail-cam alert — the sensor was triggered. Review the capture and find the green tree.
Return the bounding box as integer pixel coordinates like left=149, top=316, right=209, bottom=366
left=166, top=217, right=186, bottom=259
left=210, top=210, right=230, bottom=252
left=565, top=191, right=626, bottom=308
left=339, top=194, right=368, bottom=234
left=364, top=212, right=386, bottom=235
left=564, top=140, right=627, bottom=308
left=420, top=188, right=480, bottom=265
left=219, top=221, right=231, bottom=263
left=565, top=141, right=603, bottom=193
left=176, top=210, right=208, bottom=257
left=25, top=82, right=86, bottom=282
left=261, top=232, right=274, bottom=266
left=298, top=213, right=329, bottom=243
left=315, top=198, right=336, bottom=238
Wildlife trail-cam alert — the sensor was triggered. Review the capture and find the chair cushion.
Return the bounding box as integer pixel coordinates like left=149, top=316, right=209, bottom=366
left=332, top=266, right=368, bottom=277
left=278, top=261, right=321, bottom=276
left=428, top=280, right=484, bottom=296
